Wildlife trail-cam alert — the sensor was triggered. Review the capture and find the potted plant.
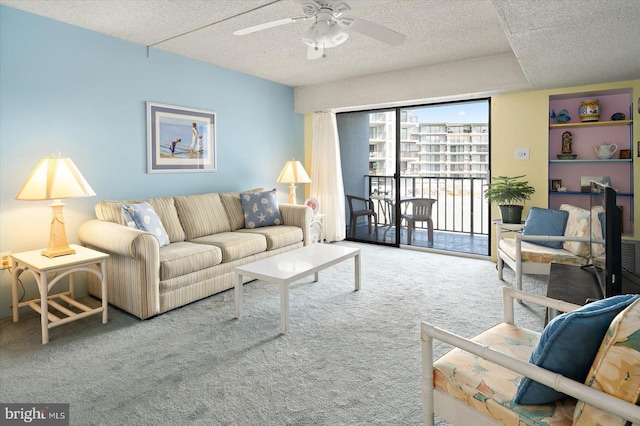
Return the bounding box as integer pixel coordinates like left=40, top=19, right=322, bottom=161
left=484, top=175, right=536, bottom=223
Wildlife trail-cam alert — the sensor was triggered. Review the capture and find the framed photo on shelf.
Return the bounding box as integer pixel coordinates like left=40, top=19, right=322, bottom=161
left=580, top=176, right=610, bottom=192
left=550, top=179, right=562, bottom=192
left=147, top=102, right=217, bottom=173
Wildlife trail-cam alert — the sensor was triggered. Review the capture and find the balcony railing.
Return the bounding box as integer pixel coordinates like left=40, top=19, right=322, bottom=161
left=365, top=174, right=490, bottom=236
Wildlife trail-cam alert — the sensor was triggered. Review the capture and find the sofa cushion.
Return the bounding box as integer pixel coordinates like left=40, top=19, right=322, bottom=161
left=573, top=298, right=640, bottom=426
left=499, top=238, right=589, bottom=266
left=158, top=242, right=223, bottom=281
left=521, top=207, right=568, bottom=249
left=220, top=188, right=264, bottom=231
left=513, top=294, right=639, bottom=405
left=174, top=193, right=231, bottom=239
left=189, top=232, right=266, bottom=262
left=559, top=204, right=591, bottom=257
left=237, top=226, right=303, bottom=250
left=95, top=197, right=185, bottom=243
left=240, top=189, right=283, bottom=228
left=122, top=202, right=170, bottom=247
left=433, top=322, right=576, bottom=425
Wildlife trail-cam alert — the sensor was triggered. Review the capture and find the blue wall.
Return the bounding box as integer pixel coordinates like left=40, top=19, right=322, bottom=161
left=0, top=6, right=304, bottom=319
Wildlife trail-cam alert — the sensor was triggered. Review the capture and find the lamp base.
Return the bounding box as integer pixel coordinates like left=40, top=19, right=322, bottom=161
left=41, top=246, right=76, bottom=258
left=41, top=201, right=75, bottom=258
left=288, top=183, right=298, bottom=205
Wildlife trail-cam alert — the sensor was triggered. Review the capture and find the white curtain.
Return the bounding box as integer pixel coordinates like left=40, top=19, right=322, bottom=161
left=311, top=112, right=345, bottom=242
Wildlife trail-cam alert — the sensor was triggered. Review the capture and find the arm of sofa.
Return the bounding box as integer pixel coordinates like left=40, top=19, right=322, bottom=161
left=79, top=220, right=160, bottom=319
left=279, top=203, right=313, bottom=246
left=420, top=287, right=640, bottom=426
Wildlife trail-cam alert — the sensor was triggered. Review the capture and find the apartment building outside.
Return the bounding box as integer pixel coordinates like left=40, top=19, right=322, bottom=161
left=368, top=110, right=489, bottom=178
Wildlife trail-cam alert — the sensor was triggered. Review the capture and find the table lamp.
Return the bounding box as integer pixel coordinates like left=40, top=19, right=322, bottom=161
left=15, top=152, right=96, bottom=258
left=276, top=159, right=311, bottom=204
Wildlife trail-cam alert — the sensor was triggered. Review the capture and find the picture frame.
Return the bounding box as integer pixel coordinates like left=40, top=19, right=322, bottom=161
left=147, top=102, right=216, bottom=173
left=550, top=179, right=562, bottom=192
left=581, top=176, right=610, bottom=192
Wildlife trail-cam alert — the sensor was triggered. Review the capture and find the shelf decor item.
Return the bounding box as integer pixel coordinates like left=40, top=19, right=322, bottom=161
left=557, top=131, right=577, bottom=159
left=580, top=176, right=610, bottom=192
left=484, top=175, right=536, bottom=224
left=550, top=109, right=571, bottom=123
left=593, top=143, right=618, bottom=159
left=578, top=98, right=601, bottom=122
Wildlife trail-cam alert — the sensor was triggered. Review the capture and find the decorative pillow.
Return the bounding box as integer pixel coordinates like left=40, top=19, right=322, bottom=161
left=513, top=294, right=640, bottom=405
left=560, top=204, right=591, bottom=257
left=121, top=202, right=170, bottom=247
left=573, top=298, right=640, bottom=425
left=220, top=188, right=264, bottom=231
left=522, top=207, right=569, bottom=249
left=240, top=189, right=283, bottom=229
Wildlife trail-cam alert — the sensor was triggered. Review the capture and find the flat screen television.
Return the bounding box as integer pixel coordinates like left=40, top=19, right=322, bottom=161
left=589, top=180, right=622, bottom=298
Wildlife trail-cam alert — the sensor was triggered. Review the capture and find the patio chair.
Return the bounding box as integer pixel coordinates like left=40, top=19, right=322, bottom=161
left=346, top=195, right=378, bottom=239
left=400, top=198, right=436, bottom=245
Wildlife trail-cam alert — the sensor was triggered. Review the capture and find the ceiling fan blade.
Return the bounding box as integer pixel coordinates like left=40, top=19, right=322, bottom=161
left=307, top=45, right=325, bottom=60
left=338, top=16, right=405, bottom=46
left=233, top=16, right=309, bottom=36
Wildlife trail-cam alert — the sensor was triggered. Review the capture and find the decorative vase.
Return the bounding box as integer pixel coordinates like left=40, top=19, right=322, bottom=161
left=579, top=99, right=601, bottom=122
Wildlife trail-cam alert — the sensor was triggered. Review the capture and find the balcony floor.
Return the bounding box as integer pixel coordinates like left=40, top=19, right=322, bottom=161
left=347, top=224, right=489, bottom=256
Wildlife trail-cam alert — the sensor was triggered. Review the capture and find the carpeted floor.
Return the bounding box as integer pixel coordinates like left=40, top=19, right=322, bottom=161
left=0, top=241, right=548, bottom=425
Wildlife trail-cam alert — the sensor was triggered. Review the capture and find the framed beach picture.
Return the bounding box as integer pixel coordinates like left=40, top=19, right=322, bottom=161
left=147, top=102, right=217, bottom=173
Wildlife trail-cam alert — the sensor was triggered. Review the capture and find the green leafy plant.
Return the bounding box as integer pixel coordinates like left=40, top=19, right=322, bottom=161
left=483, top=175, right=535, bottom=206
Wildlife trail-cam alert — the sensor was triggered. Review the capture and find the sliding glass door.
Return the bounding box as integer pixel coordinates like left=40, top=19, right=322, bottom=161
left=338, top=109, right=398, bottom=246
left=338, top=100, right=490, bottom=256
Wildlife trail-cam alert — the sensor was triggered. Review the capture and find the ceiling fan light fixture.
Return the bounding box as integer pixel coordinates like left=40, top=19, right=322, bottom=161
left=301, top=20, right=348, bottom=48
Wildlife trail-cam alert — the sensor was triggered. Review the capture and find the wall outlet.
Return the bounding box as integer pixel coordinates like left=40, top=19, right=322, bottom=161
left=515, top=148, right=530, bottom=160
left=0, top=252, right=11, bottom=269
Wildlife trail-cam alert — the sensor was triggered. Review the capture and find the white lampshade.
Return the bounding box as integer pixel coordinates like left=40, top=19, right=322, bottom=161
left=276, top=159, right=311, bottom=204
left=276, top=159, right=312, bottom=184
left=15, top=153, right=95, bottom=258
left=16, top=155, right=96, bottom=200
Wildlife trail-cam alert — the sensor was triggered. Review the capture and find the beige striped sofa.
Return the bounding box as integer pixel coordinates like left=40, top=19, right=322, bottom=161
left=78, top=190, right=312, bottom=319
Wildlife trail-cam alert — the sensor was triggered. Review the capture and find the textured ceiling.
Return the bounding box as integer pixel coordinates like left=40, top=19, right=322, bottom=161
left=2, top=0, right=639, bottom=91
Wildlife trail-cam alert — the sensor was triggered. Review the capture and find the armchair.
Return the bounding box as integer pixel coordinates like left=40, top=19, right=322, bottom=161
left=496, top=205, right=598, bottom=291
left=421, top=287, right=640, bottom=425
left=346, top=195, right=378, bottom=239
left=400, top=198, right=436, bottom=245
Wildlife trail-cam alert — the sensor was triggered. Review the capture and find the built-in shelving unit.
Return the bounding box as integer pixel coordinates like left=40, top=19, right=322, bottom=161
left=548, top=89, right=634, bottom=234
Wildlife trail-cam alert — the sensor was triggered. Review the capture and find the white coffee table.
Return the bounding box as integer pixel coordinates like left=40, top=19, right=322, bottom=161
left=234, top=243, right=360, bottom=334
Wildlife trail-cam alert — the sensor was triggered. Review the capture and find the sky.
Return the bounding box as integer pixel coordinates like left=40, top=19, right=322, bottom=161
left=407, top=100, right=488, bottom=124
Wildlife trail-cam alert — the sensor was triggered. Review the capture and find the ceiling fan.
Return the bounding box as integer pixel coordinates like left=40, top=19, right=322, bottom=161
left=233, top=0, right=406, bottom=60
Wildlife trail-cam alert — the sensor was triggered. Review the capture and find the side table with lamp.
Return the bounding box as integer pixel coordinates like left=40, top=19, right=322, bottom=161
left=12, top=152, right=109, bottom=344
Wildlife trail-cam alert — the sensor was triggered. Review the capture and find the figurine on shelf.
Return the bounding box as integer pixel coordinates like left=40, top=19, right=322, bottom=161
left=550, top=109, right=571, bottom=123
left=557, top=131, right=577, bottom=159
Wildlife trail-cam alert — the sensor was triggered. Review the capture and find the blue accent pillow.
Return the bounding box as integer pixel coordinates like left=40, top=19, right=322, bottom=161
left=522, top=207, right=569, bottom=249
left=121, top=202, right=170, bottom=247
left=240, top=189, right=283, bottom=229
left=513, top=294, right=639, bottom=405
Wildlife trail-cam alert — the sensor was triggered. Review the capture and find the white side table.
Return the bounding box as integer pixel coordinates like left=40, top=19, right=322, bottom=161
left=11, top=244, right=109, bottom=344
left=310, top=213, right=326, bottom=243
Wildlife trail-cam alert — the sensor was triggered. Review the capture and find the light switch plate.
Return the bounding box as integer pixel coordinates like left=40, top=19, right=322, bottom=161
left=515, top=148, right=529, bottom=160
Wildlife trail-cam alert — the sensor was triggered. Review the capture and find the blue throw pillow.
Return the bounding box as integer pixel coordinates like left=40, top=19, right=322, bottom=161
left=522, top=207, right=569, bottom=249
left=121, top=202, right=170, bottom=247
left=240, top=189, right=283, bottom=229
left=513, top=294, right=639, bottom=405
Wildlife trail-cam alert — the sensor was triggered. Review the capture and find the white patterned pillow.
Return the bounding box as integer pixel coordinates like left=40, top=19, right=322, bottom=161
left=122, top=202, right=170, bottom=247
left=560, top=204, right=591, bottom=257
left=240, top=189, right=283, bottom=229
